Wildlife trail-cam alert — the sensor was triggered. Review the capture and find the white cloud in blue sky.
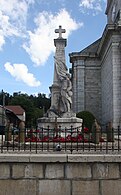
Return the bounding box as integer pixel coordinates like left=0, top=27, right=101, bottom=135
left=4, top=62, right=41, bottom=87
left=0, top=0, right=34, bottom=50
left=0, top=0, right=107, bottom=93
left=23, top=9, right=82, bottom=66
left=79, top=0, right=106, bottom=15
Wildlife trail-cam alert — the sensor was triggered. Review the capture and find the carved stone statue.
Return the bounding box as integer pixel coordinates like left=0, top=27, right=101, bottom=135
left=47, top=25, right=75, bottom=118
left=55, top=57, right=72, bottom=113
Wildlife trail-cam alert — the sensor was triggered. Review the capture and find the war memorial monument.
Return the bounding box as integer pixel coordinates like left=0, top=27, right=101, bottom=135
left=37, top=26, right=82, bottom=129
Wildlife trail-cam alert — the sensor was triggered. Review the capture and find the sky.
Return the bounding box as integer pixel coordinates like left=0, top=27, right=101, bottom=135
left=0, top=0, right=107, bottom=97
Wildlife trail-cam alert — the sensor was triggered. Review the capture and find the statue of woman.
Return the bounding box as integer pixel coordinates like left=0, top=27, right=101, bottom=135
left=55, top=57, right=72, bottom=113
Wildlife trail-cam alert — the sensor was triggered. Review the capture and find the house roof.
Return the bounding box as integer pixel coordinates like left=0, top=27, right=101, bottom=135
left=0, top=105, right=21, bottom=124
left=5, top=105, right=25, bottom=115
left=5, top=109, right=21, bottom=123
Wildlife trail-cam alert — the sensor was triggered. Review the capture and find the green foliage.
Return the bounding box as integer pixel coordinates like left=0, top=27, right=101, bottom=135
left=76, top=111, right=95, bottom=130
left=0, top=91, right=51, bottom=127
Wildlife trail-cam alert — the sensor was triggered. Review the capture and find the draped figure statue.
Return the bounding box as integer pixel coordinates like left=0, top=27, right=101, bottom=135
left=54, top=57, right=73, bottom=114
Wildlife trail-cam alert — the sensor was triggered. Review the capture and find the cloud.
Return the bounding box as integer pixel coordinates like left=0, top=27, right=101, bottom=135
left=0, top=10, right=19, bottom=35
left=79, top=0, right=106, bottom=15
left=0, top=0, right=35, bottom=49
left=0, top=1, right=83, bottom=65
left=0, top=33, right=5, bottom=50
left=4, top=62, right=41, bottom=87
left=23, top=9, right=83, bottom=66
left=0, top=0, right=34, bottom=22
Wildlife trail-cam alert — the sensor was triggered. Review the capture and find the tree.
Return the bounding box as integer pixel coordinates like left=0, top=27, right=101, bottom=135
left=0, top=90, right=51, bottom=127
left=6, top=92, right=50, bottom=127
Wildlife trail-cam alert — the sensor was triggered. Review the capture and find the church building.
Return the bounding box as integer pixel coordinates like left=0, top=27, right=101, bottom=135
left=69, top=0, right=121, bottom=127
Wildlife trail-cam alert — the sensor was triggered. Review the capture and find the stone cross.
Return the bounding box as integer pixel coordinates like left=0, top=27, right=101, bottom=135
left=55, top=25, right=66, bottom=38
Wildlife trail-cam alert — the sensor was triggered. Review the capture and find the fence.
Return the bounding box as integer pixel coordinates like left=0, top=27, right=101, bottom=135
left=0, top=124, right=121, bottom=154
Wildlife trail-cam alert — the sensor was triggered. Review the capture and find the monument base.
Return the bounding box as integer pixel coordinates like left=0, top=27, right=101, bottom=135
left=46, top=109, right=76, bottom=118
left=37, top=116, right=82, bottom=130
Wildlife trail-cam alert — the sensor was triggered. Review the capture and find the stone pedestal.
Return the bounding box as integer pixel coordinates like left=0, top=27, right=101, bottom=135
left=37, top=117, right=82, bottom=129
left=37, top=116, right=82, bottom=138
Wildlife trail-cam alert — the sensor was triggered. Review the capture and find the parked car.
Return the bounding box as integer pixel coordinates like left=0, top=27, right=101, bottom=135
left=12, top=127, right=19, bottom=135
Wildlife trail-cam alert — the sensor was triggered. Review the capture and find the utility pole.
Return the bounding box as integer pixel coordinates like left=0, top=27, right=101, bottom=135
left=2, top=90, right=5, bottom=126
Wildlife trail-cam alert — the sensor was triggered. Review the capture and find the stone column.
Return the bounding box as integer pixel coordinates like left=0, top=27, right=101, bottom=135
left=72, top=62, right=77, bottom=112
left=49, top=26, right=67, bottom=114
left=107, top=122, right=114, bottom=142
left=91, top=119, right=100, bottom=144
left=77, top=60, right=85, bottom=113
left=5, top=120, right=12, bottom=142
left=112, top=42, right=121, bottom=127
left=19, top=121, right=25, bottom=143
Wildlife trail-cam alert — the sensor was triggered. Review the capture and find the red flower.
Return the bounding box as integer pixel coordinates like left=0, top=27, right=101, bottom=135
left=29, top=129, right=34, bottom=133
left=71, top=137, right=77, bottom=142
left=59, top=137, right=65, bottom=142
left=66, top=135, right=71, bottom=142
left=34, top=129, right=40, bottom=133
left=100, top=137, right=105, bottom=142
left=84, top=138, right=88, bottom=143
left=42, top=136, right=49, bottom=142
left=84, top=127, right=89, bottom=132
left=25, top=137, right=31, bottom=142
left=53, top=136, right=65, bottom=142
left=77, top=134, right=83, bottom=142
left=53, top=136, right=60, bottom=142
left=66, top=135, right=78, bottom=142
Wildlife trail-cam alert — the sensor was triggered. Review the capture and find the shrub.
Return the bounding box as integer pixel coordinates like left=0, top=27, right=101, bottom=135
left=76, top=111, right=95, bottom=130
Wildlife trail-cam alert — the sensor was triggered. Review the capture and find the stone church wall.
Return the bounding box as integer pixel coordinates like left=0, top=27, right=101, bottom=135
left=71, top=0, right=121, bottom=127
left=72, top=58, right=101, bottom=123
left=112, top=40, right=121, bottom=126
left=72, top=60, right=85, bottom=113
left=101, top=44, right=113, bottom=125
left=84, top=58, right=101, bottom=122
left=101, top=34, right=121, bottom=126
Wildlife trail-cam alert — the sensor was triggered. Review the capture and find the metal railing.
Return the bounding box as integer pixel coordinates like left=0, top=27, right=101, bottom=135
left=0, top=126, right=121, bottom=154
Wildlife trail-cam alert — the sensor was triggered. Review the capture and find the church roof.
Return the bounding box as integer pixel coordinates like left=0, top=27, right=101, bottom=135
left=79, top=38, right=101, bottom=54
left=69, top=38, right=101, bottom=61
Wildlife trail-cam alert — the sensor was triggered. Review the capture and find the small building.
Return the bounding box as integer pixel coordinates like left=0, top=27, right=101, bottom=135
left=5, top=105, right=26, bottom=122
left=0, top=105, right=6, bottom=127
left=0, top=105, right=21, bottom=134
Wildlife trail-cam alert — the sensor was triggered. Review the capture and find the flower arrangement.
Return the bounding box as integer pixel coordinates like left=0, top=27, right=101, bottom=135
left=21, top=127, right=105, bottom=143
